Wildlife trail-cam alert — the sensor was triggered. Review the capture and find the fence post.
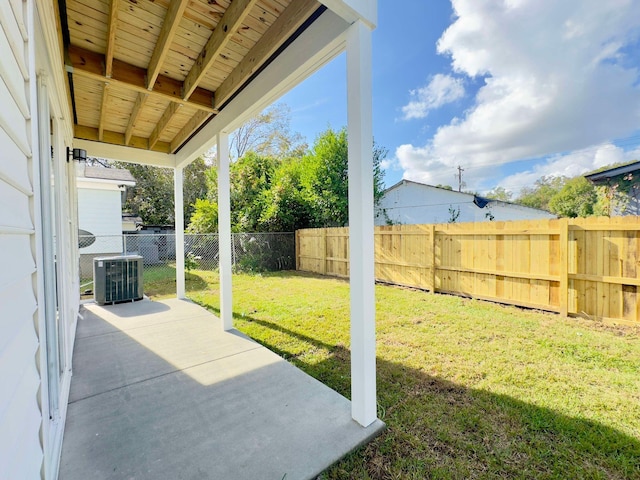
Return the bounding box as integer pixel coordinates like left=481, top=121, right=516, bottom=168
left=559, top=218, right=569, bottom=316
left=123, top=234, right=127, bottom=255
left=231, top=233, right=236, bottom=267
left=295, top=230, right=300, bottom=270
left=428, top=224, right=436, bottom=292
left=321, top=228, right=327, bottom=275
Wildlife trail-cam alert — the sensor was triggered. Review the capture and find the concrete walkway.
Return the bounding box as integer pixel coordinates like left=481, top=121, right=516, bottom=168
left=59, top=298, right=384, bottom=480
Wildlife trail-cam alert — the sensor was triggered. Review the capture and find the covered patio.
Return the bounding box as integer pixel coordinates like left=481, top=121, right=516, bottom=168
left=60, top=298, right=383, bottom=478
left=57, top=0, right=378, bottom=427
left=50, top=0, right=381, bottom=476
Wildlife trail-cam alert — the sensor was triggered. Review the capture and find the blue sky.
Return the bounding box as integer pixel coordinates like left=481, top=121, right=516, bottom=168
left=278, top=0, right=640, bottom=195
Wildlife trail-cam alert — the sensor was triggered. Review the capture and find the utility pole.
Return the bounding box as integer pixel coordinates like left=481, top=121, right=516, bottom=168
left=456, top=165, right=464, bottom=192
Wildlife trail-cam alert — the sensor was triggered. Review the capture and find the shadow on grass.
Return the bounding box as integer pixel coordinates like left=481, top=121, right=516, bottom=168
left=198, top=303, right=639, bottom=479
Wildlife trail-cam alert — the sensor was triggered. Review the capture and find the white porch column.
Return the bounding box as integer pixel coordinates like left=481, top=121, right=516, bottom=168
left=174, top=167, right=186, bottom=299
left=217, top=132, right=233, bottom=331
left=347, top=20, right=377, bottom=427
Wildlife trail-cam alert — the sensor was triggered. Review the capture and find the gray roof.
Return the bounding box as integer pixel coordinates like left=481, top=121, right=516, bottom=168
left=584, top=160, right=640, bottom=185
left=383, top=179, right=555, bottom=215
left=84, top=166, right=136, bottom=183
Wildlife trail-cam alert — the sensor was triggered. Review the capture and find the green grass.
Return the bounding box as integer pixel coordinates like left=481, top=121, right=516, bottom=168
left=80, top=264, right=208, bottom=299
left=149, top=269, right=640, bottom=479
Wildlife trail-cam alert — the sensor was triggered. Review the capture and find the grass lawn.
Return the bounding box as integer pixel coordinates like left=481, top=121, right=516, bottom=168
left=149, top=270, right=640, bottom=479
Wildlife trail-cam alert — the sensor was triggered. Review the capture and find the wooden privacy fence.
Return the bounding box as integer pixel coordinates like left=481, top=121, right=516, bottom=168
left=295, top=217, right=640, bottom=324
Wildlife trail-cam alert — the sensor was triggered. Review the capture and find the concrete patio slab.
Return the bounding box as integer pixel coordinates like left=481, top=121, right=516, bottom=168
left=60, top=298, right=384, bottom=480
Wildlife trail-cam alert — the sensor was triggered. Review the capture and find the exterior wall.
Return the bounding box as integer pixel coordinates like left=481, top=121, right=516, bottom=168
left=613, top=184, right=640, bottom=216
left=0, top=1, right=78, bottom=479
left=0, top=1, right=45, bottom=478
left=77, top=186, right=124, bottom=254
left=375, top=182, right=555, bottom=225
left=625, top=185, right=640, bottom=215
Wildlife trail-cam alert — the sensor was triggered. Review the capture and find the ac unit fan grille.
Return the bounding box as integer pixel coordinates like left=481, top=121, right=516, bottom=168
left=94, top=256, right=144, bottom=305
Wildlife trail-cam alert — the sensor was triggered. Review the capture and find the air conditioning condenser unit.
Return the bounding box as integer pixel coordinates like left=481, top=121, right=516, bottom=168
left=94, top=255, right=144, bottom=305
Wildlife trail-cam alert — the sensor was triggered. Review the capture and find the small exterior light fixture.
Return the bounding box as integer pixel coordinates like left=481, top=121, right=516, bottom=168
left=67, top=147, right=87, bottom=163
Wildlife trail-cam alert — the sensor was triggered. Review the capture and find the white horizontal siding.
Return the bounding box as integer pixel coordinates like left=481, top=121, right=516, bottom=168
left=0, top=1, right=43, bottom=478
left=8, top=0, right=27, bottom=42
left=0, top=178, right=33, bottom=231
left=0, top=369, right=43, bottom=479
left=78, top=188, right=124, bottom=254
left=0, top=234, right=35, bottom=289
left=0, top=128, right=31, bottom=194
left=0, top=273, right=37, bottom=357
left=0, top=69, right=30, bottom=155
left=0, top=1, right=28, bottom=80
left=0, top=21, right=29, bottom=118
left=376, top=182, right=555, bottom=225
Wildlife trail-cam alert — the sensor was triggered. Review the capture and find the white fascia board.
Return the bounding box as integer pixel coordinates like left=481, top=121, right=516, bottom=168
left=319, top=0, right=377, bottom=28
left=73, top=138, right=175, bottom=168
left=176, top=9, right=350, bottom=169
left=77, top=178, right=136, bottom=189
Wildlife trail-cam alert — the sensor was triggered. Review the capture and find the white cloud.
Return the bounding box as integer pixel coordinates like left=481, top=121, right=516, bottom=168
left=379, top=158, right=394, bottom=170
left=401, top=74, right=465, bottom=120
left=496, top=144, right=640, bottom=195
left=397, top=0, right=640, bottom=190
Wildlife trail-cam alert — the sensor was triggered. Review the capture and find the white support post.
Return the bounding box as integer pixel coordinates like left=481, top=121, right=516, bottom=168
left=174, top=166, right=186, bottom=299
left=217, top=132, right=233, bottom=331
left=347, top=20, right=377, bottom=427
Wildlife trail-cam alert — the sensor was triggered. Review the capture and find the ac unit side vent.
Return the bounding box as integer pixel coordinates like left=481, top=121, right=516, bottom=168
left=94, top=255, right=144, bottom=305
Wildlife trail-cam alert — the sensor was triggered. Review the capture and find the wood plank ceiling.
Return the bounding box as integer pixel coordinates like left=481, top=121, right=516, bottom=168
left=62, top=0, right=322, bottom=154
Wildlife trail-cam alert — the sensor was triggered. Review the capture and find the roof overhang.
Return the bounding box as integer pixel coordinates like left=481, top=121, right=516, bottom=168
left=585, top=160, right=640, bottom=185
left=49, top=0, right=369, bottom=168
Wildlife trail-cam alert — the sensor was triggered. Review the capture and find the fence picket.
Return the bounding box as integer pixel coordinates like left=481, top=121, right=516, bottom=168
left=296, top=217, right=640, bottom=324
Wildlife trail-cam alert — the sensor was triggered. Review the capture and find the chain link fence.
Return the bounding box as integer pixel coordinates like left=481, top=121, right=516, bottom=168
left=79, top=232, right=295, bottom=293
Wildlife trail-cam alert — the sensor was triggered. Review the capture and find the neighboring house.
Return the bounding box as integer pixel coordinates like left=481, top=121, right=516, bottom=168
left=1, top=1, right=379, bottom=478
left=121, top=212, right=143, bottom=233
left=76, top=165, right=135, bottom=277
left=585, top=160, right=640, bottom=216
left=77, top=165, right=135, bottom=253
left=376, top=179, right=556, bottom=225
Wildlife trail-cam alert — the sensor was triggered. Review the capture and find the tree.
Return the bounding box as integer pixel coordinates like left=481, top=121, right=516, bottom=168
left=183, top=157, right=209, bottom=226
left=486, top=186, right=512, bottom=202
left=258, top=160, right=314, bottom=232
left=301, top=127, right=387, bottom=227
left=229, top=152, right=281, bottom=231
left=547, top=177, right=597, bottom=218
left=119, top=164, right=175, bottom=225
left=230, top=103, right=306, bottom=160
left=116, top=156, right=210, bottom=227
left=187, top=126, right=387, bottom=233
left=302, top=128, right=350, bottom=226
left=186, top=199, right=218, bottom=233
left=372, top=143, right=389, bottom=206
left=516, top=176, right=566, bottom=211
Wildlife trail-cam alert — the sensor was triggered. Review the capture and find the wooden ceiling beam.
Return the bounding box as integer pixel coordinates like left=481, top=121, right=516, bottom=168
left=149, top=102, right=181, bottom=149
left=68, top=45, right=216, bottom=113
left=125, top=92, right=149, bottom=146
left=214, top=0, right=320, bottom=110
left=98, top=82, right=110, bottom=141
left=147, top=0, right=191, bottom=90
left=182, top=0, right=259, bottom=101
left=105, top=0, right=119, bottom=78
left=170, top=110, right=211, bottom=153
left=75, top=124, right=172, bottom=154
